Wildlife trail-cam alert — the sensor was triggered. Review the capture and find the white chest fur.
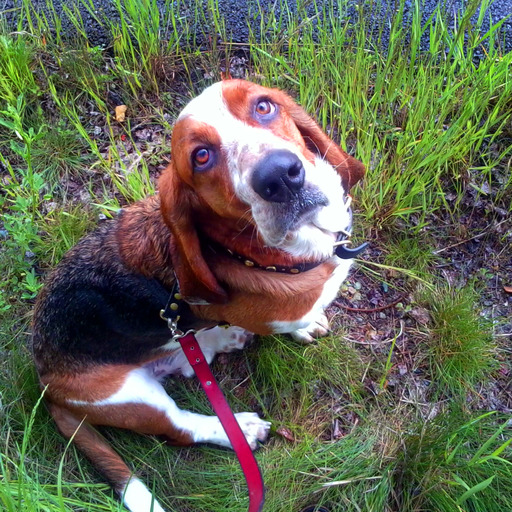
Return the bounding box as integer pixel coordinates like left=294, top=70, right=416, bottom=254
left=269, top=256, right=352, bottom=343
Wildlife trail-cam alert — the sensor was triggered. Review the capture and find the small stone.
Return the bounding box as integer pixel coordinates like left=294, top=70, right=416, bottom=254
left=381, top=282, right=389, bottom=293
left=354, top=281, right=362, bottom=290
left=379, top=312, right=386, bottom=319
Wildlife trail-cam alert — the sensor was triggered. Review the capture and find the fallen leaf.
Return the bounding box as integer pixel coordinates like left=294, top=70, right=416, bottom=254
left=276, top=426, right=295, bottom=442
left=408, top=307, right=431, bottom=326
left=352, top=292, right=362, bottom=302
left=504, top=286, right=512, bottom=294
left=115, top=105, right=127, bottom=122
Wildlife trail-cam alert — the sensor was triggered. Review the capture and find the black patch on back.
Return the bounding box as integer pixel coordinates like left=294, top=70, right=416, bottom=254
left=32, top=220, right=202, bottom=370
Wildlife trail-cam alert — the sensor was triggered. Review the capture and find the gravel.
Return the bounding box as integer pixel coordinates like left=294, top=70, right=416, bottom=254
left=1, top=0, right=511, bottom=56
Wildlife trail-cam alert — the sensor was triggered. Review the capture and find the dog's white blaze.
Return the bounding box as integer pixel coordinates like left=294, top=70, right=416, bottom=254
left=270, top=256, right=352, bottom=334
left=179, top=82, right=352, bottom=260
left=122, top=477, right=165, bottom=512
left=177, top=81, right=225, bottom=121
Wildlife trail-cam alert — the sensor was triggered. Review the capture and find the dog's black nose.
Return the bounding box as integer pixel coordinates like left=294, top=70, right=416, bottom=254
left=251, top=150, right=305, bottom=202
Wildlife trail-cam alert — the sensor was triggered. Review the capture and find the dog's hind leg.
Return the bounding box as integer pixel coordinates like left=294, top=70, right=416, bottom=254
left=49, top=401, right=165, bottom=512
left=48, top=365, right=269, bottom=510
left=45, top=331, right=269, bottom=510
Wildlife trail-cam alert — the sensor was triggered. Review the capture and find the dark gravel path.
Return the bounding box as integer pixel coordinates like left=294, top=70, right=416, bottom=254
left=1, top=0, right=511, bottom=56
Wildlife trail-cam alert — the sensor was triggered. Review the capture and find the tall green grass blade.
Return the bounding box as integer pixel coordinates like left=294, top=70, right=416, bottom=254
left=456, top=475, right=495, bottom=505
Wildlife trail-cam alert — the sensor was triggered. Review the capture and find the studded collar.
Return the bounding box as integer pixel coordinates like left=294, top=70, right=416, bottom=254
left=205, top=237, right=326, bottom=274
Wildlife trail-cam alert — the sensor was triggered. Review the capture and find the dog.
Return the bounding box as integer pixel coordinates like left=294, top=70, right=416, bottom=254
left=31, top=79, right=365, bottom=512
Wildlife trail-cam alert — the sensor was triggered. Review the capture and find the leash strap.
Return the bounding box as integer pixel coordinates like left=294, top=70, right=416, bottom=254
left=178, top=332, right=265, bottom=512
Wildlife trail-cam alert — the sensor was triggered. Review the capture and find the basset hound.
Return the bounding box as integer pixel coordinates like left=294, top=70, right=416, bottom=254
left=31, top=79, right=365, bottom=512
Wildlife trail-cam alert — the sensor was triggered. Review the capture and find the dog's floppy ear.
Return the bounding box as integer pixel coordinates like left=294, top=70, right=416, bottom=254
left=159, top=164, right=228, bottom=304
left=281, top=95, right=365, bottom=190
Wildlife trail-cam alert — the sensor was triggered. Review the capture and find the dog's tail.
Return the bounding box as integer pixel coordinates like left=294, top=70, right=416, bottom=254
left=49, top=402, right=165, bottom=512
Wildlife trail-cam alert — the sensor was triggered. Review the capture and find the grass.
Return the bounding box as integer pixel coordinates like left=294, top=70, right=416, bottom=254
left=423, top=286, right=498, bottom=395
left=0, top=0, right=511, bottom=511
left=395, top=410, right=512, bottom=512
left=250, top=0, right=512, bottom=230
left=383, top=232, right=438, bottom=278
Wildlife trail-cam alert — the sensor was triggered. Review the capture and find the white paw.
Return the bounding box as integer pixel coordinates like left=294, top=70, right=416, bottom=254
left=217, top=326, right=254, bottom=353
left=234, top=412, right=271, bottom=450
left=290, top=313, right=330, bottom=344
left=122, top=477, right=166, bottom=512
left=178, top=358, right=196, bottom=378
left=169, top=326, right=254, bottom=378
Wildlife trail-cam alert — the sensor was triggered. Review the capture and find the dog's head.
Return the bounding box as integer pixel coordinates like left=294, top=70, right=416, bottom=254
left=159, top=80, right=364, bottom=303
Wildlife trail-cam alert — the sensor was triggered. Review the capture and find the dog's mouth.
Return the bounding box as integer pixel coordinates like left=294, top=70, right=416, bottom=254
left=264, top=188, right=328, bottom=241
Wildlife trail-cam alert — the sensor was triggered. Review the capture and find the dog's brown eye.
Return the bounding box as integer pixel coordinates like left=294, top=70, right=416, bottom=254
left=193, top=148, right=210, bottom=166
left=255, top=99, right=275, bottom=116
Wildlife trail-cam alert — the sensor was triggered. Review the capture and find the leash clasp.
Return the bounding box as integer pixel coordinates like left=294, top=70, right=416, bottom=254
left=160, top=309, right=196, bottom=342
left=159, top=310, right=179, bottom=332
left=160, top=278, right=194, bottom=341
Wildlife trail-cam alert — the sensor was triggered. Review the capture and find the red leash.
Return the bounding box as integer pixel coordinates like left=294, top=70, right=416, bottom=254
left=178, top=332, right=265, bottom=512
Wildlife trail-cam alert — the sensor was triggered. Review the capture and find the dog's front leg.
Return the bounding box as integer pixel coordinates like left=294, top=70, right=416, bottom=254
left=270, top=309, right=331, bottom=344
left=289, top=311, right=330, bottom=344
left=96, top=367, right=270, bottom=450
left=152, top=325, right=253, bottom=379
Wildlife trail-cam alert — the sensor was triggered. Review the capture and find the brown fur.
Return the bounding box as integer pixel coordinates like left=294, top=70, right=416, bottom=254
left=49, top=403, right=135, bottom=491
